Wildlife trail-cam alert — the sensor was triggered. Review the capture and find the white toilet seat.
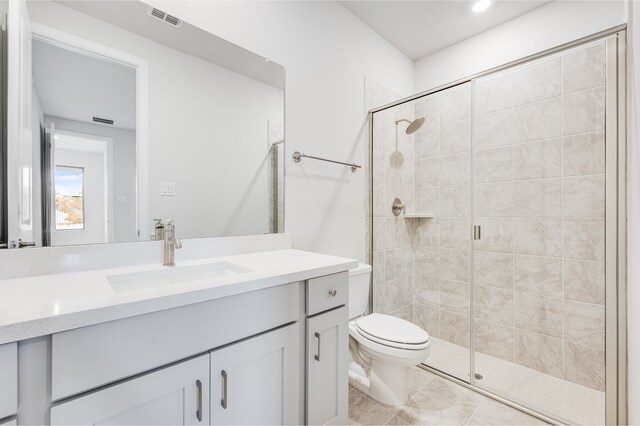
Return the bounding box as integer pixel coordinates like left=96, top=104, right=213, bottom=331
left=354, top=313, right=430, bottom=350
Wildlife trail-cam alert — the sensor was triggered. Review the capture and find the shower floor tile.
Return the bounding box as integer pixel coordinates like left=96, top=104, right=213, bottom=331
left=425, top=337, right=605, bottom=425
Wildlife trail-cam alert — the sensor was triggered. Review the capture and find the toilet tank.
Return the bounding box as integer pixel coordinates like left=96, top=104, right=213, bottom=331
left=348, top=263, right=372, bottom=320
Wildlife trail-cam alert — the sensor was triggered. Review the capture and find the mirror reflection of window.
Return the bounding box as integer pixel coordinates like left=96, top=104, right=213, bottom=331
left=54, top=166, right=85, bottom=231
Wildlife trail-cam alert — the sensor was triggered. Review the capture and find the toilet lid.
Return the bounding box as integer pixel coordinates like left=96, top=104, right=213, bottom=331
left=355, top=313, right=429, bottom=346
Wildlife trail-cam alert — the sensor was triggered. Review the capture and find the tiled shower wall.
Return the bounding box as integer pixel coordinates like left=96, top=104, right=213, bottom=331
left=471, top=41, right=606, bottom=392
left=366, top=78, right=416, bottom=321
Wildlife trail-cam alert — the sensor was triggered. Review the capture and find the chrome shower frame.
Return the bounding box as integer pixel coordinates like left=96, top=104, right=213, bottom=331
left=367, top=24, right=628, bottom=426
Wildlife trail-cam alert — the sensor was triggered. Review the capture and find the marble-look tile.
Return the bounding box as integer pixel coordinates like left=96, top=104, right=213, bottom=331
left=422, top=377, right=484, bottom=417
left=385, top=415, right=409, bottom=425
left=364, top=181, right=372, bottom=217
left=385, top=218, right=401, bottom=249
left=475, top=319, right=514, bottom=361
left=563, top=219, right=605, bottom=261
left=373, top=184, right=386, bottom=217
left=474, top=146, right=513, bottom=183
left=564, top=341, right=605, bottom=391
left=563, top=259, right=605, bottom=305
left=514, top=329, right=563, bottom=378
left=474, top=252, right=513, bottom=290
left=513, top=255, right=562, bottom=298
left=407, top=367, right=437, bottom=394
left=373, top=149, right=387, bottom=184
left=416, top=128, right=439, bottom=159
left=474, top=217, right=514, bottom=254
left=476, top=71, right=513, bottom=115
left=386, top=153, right=404, bottom=187
left=564, top=300, right=605, bottom=350
left=402, top=247, right=414, bottom=277
left=414, top=246, right=439, bottom=282
left=475, top=182, right=514, bottom=217
left=401, top=275, right=414, bottom=307
left=349, top=387, right=399, bottom=425
left=514, top=178, right=562, bottom=218
left=373, top=250, right=385, bottom=286
left=563, top=42, right=606, bottom=94
left=414, top=303, right=440, bottom=338
left=389, top=304, right=413, bottom=323
left=439, top=310, right=469, bottom=348
left=396, top=391, right=470, bottom=425
left=373, top=218, right=385, bottom=251
left=416, top=157, right=439, bottom=188
left=415, top=217, right=439, bottom=247
left=439, top=83, right=471, bottom=124
left=563, top=175, right=605, bottom=219
left=385, top=248, right=402, bottom=282
left=474, top=285, right=514, bottom=326
left=475, top=109, right=513, bottom=150
left=513, top=56, right=562, bottom=106
left=563, top=87, right=605, bottom=135
left=416, top=187, right=439, bottom=217
left=513, top=217, right=562, bottom=257
left=514, top=97, right=562, bottom=142
left=514, top=292, right=563, bottom=338
left=439, top=280, right=469, bottom=315
left=440, top=153, right=470, bottom=186
left=440, top=120, right=470, bottom=155
left=563, top=131, right=605, bottom=176
left=414, top=95, right=440, bottom=131
left=414, top=279, right=439, bottom=308
left=374, top=280, right=402, bottom=314
left=439, top=218, right=469, bottom=250
left=439, top=249, right=469, bottom=282
left=514, top=138, right=562, bottom=179
left=472, top=397, right=548, bottom=425
left=440, top=185, right=470, bottom=217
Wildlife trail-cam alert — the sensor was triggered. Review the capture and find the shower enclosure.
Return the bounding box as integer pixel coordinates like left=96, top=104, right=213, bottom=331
left=367, top=28, right=626, bottom=425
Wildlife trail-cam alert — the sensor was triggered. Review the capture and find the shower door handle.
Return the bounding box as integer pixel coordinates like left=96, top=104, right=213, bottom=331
left=473, top=225, right=481, bottom=241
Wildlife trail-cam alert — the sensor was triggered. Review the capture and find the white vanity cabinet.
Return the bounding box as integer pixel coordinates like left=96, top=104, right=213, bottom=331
left=50, top=354, right=209, bottom=425
left=305, top=273, right=349, bottom=425
left=0, top=342, right=18, bottom=422
left=210, top=323, right=299, bottom=425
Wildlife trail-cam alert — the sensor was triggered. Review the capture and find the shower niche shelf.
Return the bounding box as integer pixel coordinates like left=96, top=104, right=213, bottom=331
left=403, top=213, right=435, bottom=219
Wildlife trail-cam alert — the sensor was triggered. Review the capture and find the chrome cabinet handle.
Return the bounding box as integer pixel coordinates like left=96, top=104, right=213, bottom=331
left=221, top=370, right=228, bottom=409
left=314, top=332, right=321, bottom=361
left=196, top=379, right=203, bottom=422
left=328, top=289, right=337, bottom=297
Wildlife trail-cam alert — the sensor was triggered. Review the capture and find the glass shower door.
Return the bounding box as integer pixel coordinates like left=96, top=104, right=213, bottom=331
left=471, top=39, right=609, bottom=425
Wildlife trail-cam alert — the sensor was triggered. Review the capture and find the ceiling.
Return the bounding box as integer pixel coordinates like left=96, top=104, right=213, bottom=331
left=32, top=40, right=137, bottom=131
left=340, top=0, right=551, bottom=60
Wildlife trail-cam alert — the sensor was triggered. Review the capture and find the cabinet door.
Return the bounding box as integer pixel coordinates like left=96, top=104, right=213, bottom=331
left=210, top=323, right=299, bottom=425
left=306, top=306, right=348, bottom=425
left=50, top=355, right=209, bottom=425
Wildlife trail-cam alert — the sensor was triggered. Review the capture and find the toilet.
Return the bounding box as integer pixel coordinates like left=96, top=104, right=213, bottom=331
left=347, top=263, right=430, bottom=406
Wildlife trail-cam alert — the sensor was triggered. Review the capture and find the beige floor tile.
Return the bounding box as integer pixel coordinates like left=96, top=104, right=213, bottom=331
left=385, top=415, right=409, bottom=425
left=422, top=377, right=485, bottom=417
left=407, top=366, right=438, bottom=394
left=395, top=391, right=470, bottom=425
left=472, top=398, right=548, bottom=425
left=349, top=387, right=399, bottom=425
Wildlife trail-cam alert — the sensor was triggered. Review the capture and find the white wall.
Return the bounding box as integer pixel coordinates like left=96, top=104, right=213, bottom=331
left=43, top=116, right=138, bottom=243
left=626, top=2, right=639, bottom=424
left=29, top=1, right=285, bottom=240
left=414, top=1, right=625, bottom=92
left=143, top=0, right=414, bottom=260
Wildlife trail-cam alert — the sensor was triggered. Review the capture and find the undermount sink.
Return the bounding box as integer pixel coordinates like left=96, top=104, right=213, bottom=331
left=107, top=262, right=254, bottom=293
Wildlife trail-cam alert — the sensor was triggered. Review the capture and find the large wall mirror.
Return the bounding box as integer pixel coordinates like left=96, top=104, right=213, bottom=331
left=0, top=0, right=285, bottom=248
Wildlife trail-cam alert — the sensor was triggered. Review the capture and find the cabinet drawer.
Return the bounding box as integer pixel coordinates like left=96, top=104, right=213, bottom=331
left=306, top=272, right=348, bottom=316
left=52, top=282, right=299, bottom=401
left=0, top=342, right=17, bottom=420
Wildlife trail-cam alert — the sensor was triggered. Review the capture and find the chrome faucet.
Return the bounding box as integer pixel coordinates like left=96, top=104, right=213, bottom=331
left=163, top=220, right=182, bottom=266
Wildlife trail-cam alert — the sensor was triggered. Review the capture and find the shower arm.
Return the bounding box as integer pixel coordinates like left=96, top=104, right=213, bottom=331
left=394, top=119, right=412, bottom=126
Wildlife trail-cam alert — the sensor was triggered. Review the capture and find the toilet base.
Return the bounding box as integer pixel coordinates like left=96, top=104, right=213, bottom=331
left=348, top=360, right=410, bottom=406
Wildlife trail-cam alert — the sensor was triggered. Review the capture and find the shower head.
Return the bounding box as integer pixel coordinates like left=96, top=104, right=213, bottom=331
left=395, top=117, right=425, bottom=134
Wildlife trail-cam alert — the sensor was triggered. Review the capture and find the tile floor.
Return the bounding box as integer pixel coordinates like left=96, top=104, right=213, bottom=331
left=349, top=367, right=549, bottom=426
left=426, top=338, right=605, bottom=425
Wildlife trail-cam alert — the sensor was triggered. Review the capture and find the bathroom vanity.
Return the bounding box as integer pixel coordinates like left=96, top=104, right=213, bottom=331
left=0, top=247, right=357, bottom=425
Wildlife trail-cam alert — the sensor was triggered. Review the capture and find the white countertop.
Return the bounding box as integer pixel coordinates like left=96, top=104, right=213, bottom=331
left=0, top=249, right=358, bottom=345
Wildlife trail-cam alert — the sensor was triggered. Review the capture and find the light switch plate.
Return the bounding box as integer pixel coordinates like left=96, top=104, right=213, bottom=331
left=160, top=182, right=175, bottom=196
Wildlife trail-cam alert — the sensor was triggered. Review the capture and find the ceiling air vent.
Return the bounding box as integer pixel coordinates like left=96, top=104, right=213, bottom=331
left=92, top=117, right=114, bottom=126
left=147, top=7, right=182, bottom=28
